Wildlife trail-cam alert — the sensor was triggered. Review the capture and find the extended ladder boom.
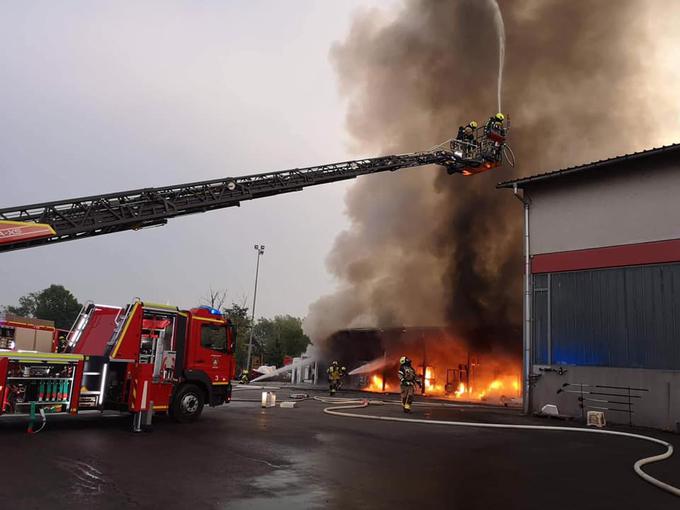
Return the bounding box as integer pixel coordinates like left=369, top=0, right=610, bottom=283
left=0, top=127, right=508, bottom=252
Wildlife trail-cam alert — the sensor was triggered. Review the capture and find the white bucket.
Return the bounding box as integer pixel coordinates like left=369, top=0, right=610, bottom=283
left=261, top=391, right=277, bottom=408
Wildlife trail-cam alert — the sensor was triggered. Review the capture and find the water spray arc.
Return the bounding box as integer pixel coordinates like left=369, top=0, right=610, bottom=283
left=490, top=0, right=505, bottom=113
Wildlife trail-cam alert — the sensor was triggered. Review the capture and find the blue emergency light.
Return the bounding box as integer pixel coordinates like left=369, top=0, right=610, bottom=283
left=199, top=306, right=223, bottom=316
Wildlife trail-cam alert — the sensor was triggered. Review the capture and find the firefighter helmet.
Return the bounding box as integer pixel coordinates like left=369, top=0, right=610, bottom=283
left=469, top=121, right=478, bottom=129
left=332, top=360, right=338, bottom=366
left=399, top=356, right=411, bottom=365
left=495, top=113, right=505, bottom=121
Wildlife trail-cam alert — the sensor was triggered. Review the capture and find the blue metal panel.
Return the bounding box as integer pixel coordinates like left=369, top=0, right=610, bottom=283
left=533, top=262, right=680, bottom=370
left=532, top=287, right=548, bottom=364
left=550, top=269, right=628, bottom=366
left=624, top=264, right=680, bottom=369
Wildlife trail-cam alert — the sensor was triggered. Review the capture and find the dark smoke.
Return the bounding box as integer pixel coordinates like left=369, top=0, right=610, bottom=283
left=305, top=0, right=680, bottom=354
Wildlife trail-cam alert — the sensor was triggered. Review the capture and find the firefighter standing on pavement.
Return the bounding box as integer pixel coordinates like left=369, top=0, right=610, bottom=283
left=239, top=369, right=249, bottom=384
left=398, top=356, right=422, bottom=413
left=327, top=361, right=346, bottom=396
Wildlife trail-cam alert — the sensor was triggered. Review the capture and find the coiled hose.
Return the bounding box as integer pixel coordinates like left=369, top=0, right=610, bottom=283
left=314, top=397, right=680, bottom=498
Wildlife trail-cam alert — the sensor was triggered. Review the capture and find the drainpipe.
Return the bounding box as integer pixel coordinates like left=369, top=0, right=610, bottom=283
left=513, top=184, right=531, bottom=415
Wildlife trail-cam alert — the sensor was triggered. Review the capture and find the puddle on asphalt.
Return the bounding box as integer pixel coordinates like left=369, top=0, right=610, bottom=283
left=54, top=457, right=105, bottom=497
left=224, top=468, right=328, bottom=510
left=314, top=432, right=337, bottom=444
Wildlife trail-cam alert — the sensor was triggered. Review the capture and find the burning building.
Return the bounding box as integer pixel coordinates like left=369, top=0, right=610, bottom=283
left=301, top=1, right=680, bottom=417
left=323, top=327, right=520, bottom=402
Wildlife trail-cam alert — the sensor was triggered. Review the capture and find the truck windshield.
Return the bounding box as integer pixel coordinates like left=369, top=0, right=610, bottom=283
left=201, top=324, right=227, bottom=352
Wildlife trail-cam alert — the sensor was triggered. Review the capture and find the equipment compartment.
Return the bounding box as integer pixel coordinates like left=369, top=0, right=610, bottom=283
left=0, top=352, right=82, bottom=416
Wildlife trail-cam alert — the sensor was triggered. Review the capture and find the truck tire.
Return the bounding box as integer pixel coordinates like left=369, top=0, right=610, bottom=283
left=170, top=384, right=205, bottom=423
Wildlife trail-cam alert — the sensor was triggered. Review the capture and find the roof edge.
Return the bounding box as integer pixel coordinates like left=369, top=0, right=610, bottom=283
left=497, top=142, right=680, bottom=189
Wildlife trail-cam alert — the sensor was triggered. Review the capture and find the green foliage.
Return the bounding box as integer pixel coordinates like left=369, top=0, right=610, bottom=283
left=254, top=315, right=311, bottom=367
left=5, top=292, right=39, bottom=317
left=221, top=302, right=310, bottom=369
left=4, top=285, right=81, bottom=329
left=223, top=302, right=252, bottom=369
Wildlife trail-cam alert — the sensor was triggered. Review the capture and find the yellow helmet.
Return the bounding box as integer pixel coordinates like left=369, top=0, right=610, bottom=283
left=495, top=112, right=505, bottom=121
left=469, top=121, right=478, bottom=128
left=399, top=356, right=410, bottom=365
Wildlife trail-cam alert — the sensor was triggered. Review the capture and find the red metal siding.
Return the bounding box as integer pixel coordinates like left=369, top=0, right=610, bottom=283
left=532, top=238, right=680, bottom=273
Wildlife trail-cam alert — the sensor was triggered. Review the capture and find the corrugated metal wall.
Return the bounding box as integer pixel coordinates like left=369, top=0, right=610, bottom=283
left=532, top=263, right=680, bottom=369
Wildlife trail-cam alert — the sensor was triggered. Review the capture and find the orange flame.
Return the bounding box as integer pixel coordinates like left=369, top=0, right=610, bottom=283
left=365, top=374, right=389, bottom=392
left=362, top=364, right=521, bottom=402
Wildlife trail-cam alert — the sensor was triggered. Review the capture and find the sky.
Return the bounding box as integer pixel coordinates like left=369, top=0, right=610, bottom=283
left=0, top=0, right=399, bottom=319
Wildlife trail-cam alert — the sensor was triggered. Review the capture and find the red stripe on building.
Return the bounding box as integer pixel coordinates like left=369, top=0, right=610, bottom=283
left=531, top=238, right=680, bottom=273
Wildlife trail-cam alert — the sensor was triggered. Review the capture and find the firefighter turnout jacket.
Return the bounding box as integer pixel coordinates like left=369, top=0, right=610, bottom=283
left=398, top=365, right=420, bottom=387
left=327, top=366, right=346, bottom=381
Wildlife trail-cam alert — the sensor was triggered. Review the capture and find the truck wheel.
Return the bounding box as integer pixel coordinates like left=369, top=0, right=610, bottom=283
left=170, top=384, right=204, bottom=423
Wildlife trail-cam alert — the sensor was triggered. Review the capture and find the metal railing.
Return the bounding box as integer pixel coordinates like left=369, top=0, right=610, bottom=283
left=557, top=382, right=649, bottom=426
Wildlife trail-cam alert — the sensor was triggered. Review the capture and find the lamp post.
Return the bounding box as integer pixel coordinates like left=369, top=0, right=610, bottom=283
left=246, top=244, right=265, bottom=371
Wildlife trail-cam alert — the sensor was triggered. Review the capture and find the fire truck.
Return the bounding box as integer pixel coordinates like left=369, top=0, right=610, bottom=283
left=0, top=117, right=509, bottom=430
left=0, top=300, right=235, bottom=431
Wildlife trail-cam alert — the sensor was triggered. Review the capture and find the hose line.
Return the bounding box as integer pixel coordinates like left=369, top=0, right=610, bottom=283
left=318, top=398, right=680, bottom=498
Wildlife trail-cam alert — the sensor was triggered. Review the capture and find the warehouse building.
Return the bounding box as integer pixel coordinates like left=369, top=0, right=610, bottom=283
left=499, top=144, right=680, bottom=431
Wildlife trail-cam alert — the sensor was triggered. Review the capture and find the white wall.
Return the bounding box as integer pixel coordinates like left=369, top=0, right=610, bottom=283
left=532, top=365, right=680, bottom=431
left=527, top=154, right=680, bottom=255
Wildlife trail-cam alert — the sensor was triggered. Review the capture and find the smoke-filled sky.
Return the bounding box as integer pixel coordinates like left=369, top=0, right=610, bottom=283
left=2, top=1, right=679, bottom=343
left=304, top=0, right=680, bottom=351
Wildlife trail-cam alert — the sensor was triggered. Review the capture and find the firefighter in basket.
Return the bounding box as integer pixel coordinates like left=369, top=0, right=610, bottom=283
left=485, top=112, right=505, bottom=136
left=327, top=361, right=347, bottom=396
left=483, top=112, right=506, bottom=164
left=454, top=120, right=478, bottom=158
left=398, top=356, right=422, bottom=413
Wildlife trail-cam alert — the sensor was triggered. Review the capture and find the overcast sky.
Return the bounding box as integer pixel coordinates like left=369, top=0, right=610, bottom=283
left=0, top=1, right=398, bottom=319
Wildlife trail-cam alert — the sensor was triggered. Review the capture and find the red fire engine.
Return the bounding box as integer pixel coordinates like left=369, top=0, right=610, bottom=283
left=0, top=300, right=235, bottom=431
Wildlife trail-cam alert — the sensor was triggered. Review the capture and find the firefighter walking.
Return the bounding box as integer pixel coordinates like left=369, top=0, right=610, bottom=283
left=398, top=356, right=422, bottom=413
left=239, top=369, right=249, bottom=385
left=327, top=361, right=346, bottom=396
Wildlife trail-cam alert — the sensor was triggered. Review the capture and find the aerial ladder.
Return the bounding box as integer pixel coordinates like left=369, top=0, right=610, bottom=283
left=0, top=120, right=511, bottom=253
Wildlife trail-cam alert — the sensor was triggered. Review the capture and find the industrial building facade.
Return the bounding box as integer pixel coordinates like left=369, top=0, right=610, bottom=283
left=500, top=145, right=680, bottom=431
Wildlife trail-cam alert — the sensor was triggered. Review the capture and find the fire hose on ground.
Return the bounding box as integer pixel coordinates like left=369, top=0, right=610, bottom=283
left=313, top=397, right=680, bottom=499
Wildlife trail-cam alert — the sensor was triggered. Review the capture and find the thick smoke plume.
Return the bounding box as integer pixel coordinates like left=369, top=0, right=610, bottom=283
left=305, top=0, right=680, bottom=354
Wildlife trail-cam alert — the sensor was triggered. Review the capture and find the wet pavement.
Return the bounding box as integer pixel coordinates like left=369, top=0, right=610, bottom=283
left=1, top=386, right=679, bottom=510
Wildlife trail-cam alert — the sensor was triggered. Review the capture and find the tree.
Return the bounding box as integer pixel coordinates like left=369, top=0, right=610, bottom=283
left=223, top=301, right=252, bottom=369
left=255, top=315, right=310, bottom=367
left=202, top=286, right=227, bottom=310
left=4, top=285, right=81, bottom=329
left=221, top=302, right=311, bottom=369
left=5, top=292, right=39, bottom=317
left=253, top=318, right=282, bottom=366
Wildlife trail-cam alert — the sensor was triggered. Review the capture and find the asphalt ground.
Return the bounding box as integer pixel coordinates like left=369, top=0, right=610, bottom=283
left=1, top=386, right=679, bottom=510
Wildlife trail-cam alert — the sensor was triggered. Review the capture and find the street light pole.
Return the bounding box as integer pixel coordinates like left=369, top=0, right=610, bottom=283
left=246, top=244, right=265, bottom=371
